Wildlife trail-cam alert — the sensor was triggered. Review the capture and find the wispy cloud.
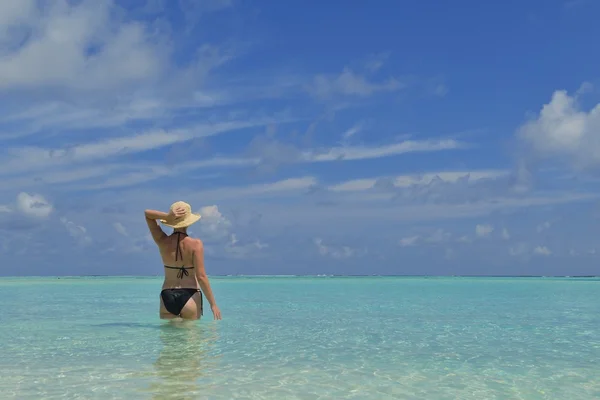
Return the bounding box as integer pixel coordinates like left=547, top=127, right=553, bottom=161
left=364, top=52, right=391, bottom=72
left=475, top=224, right=494, bottom=238
left=61, top=217, right=92, bottom=246
left=399, top=235, right=420, bottom=247
left=426, top=229, right=452, bottom=243
left=0, top=120, right=273, bottom=176
left=0, top=138, right=468, bottom=192
left=304, top=139, right=467, bottom=162
left=0, top=98, right=171, bottom=140
left=188, top=177, right=318, bottom=202
left=564, top=0, right=590, bottom=9
left=113, top=222, right=128, bottom=237
left=341, top=123, right=362, bottom=140
left=314, top=237, right=365, bottom=259
left=329, top=169, right=507, bottom=192
left=536, top=221, right=551, bottom=233
left=533, top=246, right=552, bottom=256
left=246, top=135, right=468, bottom=174
left=252, top=192, right=600, bottom=227
left=308, top=67, right=403, bottom=99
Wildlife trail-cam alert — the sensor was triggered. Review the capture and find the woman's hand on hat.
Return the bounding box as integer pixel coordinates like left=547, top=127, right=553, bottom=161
left=168, top=206, right=186, bottom=220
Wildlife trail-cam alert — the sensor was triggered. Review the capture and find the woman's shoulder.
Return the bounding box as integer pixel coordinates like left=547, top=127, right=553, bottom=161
left=184, top=237, right=203, bottom=258
left=185, top=236, right=203, bottom=248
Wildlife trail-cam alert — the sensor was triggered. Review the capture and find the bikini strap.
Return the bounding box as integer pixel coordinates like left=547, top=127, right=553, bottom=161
left=175, top=232, right=183, bottom=262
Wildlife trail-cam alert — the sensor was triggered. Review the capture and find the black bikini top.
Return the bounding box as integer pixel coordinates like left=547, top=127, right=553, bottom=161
left=164, top=232, right=194, bottom=279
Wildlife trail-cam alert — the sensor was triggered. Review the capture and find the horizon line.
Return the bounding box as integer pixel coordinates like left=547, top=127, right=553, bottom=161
left=1, top=274, right=598, bottom=278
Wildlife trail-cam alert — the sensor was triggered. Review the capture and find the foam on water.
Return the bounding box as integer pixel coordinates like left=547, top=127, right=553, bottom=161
left=1, top=276, right=600, bottom=399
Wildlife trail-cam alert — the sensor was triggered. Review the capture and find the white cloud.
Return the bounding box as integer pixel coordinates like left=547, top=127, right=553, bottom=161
left=0, top=1, right=236, bottom=97
left=222, top=235, right=269, bottom=259
left=426, top=229, right=452, bottom=243
left=399, top=229, right=455, bottom=247
left=399, top=235, right=419, bottom=247
left=113, top=222, right=128, bottom=237
left=197, top=205, right=232, bottom=240
left=342, top=123, right=362, bottom=140
left=509, top=243, right=529, bottom=257
left=0, top=0, right=164, bottom=91
left=0, top=98, right=167, bottom=137
left=309, top=67, right=402, bottom=99
left=0, top=157, right=255, bottom=191
left=313, top=238, right=364, bottom=259
left=197, top=225, right=268, bottom=259
left=0, top=120, right=266, bottom=175
left=475, top=224, right=494, bottom=238
left=254, top=240, right=269, bottom=250
left=160, top=186, right=600, bottom=230
left=533, top=246, right=552, bottom=256
left=568, top=247, right=597, bottom=257
left=214, top=189, right=600, bottom=236
left=60, top=217, right=92, bottom=246
left=0, top=0, right=249, bottom=160
left=189, top=177, right=317, bottom=202
left=517, top=88, right=600, bottom=169
left=329, top=169, right=507, bottom=192
left=305, top=139, right=467, bottom=162
left=501, top=228, right=510, bottom=240
left=16, top=192, right=53, bottom=218
left=364, top=52, right=390, bottom=72
left=536, top=221, right=551, bottom=233
left=1, top=141, right=500, bottom=194
left=245, top=136, right=469, bottom=176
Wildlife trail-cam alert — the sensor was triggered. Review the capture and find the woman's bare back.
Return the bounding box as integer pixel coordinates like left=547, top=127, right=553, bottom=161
left=158, top=232, right=200, bottom=290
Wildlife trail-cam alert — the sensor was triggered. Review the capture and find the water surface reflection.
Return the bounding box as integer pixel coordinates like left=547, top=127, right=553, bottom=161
left=147, top=320, right=220, bottom=399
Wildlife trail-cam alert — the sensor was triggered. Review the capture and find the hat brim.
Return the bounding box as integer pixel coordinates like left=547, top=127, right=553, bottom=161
left=160, top=213, right=201, bottom=229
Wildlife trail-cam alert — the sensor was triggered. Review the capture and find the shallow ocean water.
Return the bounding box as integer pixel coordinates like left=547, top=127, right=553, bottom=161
left=1, top=276, right=599, bottom=399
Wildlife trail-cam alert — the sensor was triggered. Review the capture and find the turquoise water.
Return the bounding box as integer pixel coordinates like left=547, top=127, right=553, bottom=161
left=1, top=276, right=599, bottom=399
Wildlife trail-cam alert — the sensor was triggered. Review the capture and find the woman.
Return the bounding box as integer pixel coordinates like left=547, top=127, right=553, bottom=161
left=145, top=201, right=222, bottom=321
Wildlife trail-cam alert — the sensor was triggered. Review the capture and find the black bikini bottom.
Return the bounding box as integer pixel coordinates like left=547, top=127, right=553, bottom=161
left=160, top=288, right=203, bottom=316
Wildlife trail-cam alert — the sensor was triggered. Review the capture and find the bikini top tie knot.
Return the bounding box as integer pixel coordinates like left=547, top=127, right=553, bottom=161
left=175, top=266, right=189, bottom=279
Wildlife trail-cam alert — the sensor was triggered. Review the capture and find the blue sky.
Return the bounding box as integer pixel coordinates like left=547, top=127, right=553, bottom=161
left=1, top=0, right=600, bottom=276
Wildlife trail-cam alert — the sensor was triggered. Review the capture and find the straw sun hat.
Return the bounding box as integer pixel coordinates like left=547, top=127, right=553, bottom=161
left=159, top=201, right=201, bottom=229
